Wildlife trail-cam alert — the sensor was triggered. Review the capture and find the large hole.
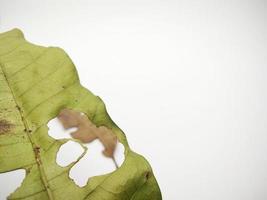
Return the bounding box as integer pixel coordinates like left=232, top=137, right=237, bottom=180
left=47, top=111, right=125, bottom=187
left=0, top=169, right=25, bottom=199
left=69, top=140, right=125, bottom=187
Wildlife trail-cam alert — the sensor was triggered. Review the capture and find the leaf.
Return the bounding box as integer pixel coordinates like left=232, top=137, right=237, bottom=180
left=0, top=29, right=162, bottom=200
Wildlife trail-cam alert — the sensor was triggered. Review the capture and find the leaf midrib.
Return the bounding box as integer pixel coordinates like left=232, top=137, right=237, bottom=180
left=0, top=62, right=54, bottom=200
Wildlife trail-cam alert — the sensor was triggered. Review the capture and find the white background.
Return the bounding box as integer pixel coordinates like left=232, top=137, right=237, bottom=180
left=0, top=0, right=267, bottom=199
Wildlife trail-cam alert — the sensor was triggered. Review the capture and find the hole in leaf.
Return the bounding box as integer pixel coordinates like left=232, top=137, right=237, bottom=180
left=47, top=109, right=125, bottom=187
left=48, top=117, right=77, bottom=140
left=69, top=140, right=125, bottom=187
left=56, top=141, right=84, bottom=167
left=0, top=169, right=25, bottom=199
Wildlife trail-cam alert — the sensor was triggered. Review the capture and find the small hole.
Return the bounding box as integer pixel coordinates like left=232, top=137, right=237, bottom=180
left=0, top=169, right=25, bottom=199
left=56, top=141, right=84, bottom=167
left=48, top=117, right=77, bottom=140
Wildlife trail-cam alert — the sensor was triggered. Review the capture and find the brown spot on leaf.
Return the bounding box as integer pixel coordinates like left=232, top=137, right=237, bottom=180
left=0, top=119, right=13, bottom=134
left=145, top=171, right=151, bottom=180
left=57, top=108, right=117, bottom=159
left=34, top=146, right=40, bottom=154
left=34, top=146, right=42, bottom=165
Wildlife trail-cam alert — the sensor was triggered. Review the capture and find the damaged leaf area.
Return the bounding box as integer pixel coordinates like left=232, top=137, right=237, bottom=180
left=58, top=109, right=117, bottom=159
left=0, top=29, right=161, bottom=200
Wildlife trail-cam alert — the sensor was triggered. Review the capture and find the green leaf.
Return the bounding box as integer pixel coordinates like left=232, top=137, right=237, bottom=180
left=0, top=29, right=162, bottom=200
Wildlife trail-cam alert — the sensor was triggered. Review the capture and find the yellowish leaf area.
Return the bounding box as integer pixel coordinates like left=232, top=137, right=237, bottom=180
left=0, top=29, right=161, bottom=200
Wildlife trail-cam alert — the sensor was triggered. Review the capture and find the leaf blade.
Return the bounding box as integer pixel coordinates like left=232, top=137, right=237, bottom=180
left=0, top=29, right=162, bottom=200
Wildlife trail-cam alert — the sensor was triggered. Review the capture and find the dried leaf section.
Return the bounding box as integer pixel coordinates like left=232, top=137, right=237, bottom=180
left=58, top=109, right=118, bottom=163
